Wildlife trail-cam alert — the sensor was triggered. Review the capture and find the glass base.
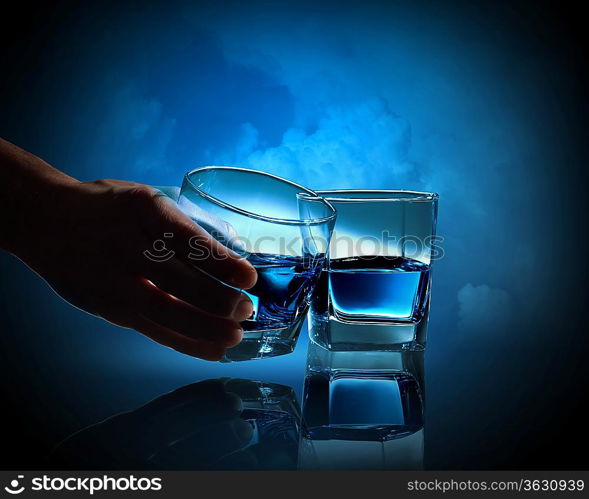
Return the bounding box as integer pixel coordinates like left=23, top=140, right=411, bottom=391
left=309, top=307, right=428, bottom=352
left=221, top=314, right=305, bottom=362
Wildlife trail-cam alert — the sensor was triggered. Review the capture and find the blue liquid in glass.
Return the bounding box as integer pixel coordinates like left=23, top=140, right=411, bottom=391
left=242, top=253, right=323, bottom=331
left=328, top=256, right=430, bottom=323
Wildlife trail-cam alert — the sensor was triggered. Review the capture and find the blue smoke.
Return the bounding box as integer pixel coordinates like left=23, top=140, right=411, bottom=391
left=1, top=0, right=578, bottom=379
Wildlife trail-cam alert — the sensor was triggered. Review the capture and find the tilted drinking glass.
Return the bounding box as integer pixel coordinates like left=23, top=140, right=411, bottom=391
left=179, top=167, right=336, bottom=361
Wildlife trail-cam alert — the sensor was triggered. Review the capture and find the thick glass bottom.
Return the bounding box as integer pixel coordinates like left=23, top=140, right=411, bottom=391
left=309, top=301, right=429, bottom=352
left=221, top=314, right=305, bottom=362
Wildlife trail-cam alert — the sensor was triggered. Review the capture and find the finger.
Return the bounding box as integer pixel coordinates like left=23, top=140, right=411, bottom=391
left=132, top=314, right=227, bottom=361
left=138, top=280, right=244, bottom=347
left=141, top=192, right=257, bottom=289
left=140, top=256, right=254, bottom=321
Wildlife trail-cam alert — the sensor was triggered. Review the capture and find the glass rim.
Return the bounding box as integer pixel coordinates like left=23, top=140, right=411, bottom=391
left=183, top=166, right=337, bottom=226
left=312, top=189, right=439, bottom=203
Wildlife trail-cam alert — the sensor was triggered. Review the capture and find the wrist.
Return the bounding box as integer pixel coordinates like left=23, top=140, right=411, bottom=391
left=0, top=141, right=80, bottom=257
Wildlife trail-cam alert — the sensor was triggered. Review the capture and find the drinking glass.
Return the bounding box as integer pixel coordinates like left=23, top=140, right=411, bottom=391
left=178, top=167, right=336, bottom=361
left=308, top=190, right=438, bottom=351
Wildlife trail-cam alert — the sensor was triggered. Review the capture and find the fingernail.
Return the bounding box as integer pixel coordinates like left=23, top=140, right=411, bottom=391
left=234, top=297, right=254, bottom=321
left=229, top=327, right=244, bottom=348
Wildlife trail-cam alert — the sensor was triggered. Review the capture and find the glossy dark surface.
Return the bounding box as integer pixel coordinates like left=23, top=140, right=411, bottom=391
left=1, top=246, right=588, bottom=470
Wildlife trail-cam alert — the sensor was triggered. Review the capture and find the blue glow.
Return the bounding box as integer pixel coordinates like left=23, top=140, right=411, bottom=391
left=329, top=257, right=430, bottom=321
left=19, top=0, right=561, bottom=350
left=330, top=377, right=404, bottom=426
left=0, top=0, right=580, bottom=432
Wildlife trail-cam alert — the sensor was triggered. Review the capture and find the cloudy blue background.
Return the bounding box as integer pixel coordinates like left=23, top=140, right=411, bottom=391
left=1, top=0, right=587, bottom=469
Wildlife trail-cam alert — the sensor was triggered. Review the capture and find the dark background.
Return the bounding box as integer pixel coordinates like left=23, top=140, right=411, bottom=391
left=1, top=0, right=588, bottom=470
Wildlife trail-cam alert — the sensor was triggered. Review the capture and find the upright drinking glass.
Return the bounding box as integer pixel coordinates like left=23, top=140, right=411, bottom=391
left=309, top=190, right=438, bottom=351
left=178, top=167, right=336, bottom=361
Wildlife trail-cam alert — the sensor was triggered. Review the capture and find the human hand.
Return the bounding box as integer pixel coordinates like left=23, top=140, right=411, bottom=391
left=12, top=178, right=257, bottom=360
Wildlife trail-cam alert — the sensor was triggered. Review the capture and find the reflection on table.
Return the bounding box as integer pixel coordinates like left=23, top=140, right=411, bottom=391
left=51, top=378, right=300, bottom=470
left=299, top=341, right=425, bottom=470
left=51, top=340, right=425, bottom=470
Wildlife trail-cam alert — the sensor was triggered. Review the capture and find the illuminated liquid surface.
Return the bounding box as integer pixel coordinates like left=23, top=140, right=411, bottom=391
left=242, top=253, right=323, bottom=331
left=328, top=256, right=430, bottom=323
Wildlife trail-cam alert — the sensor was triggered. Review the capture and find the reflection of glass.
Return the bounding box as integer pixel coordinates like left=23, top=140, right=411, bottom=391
left=51, top=378, right=301, bottom=470
left=216, top=379, right=301, bottom=470
left=179, top=167, right=336, bottom=361
left=310, top=190, right=438, bottom=351
left=299, top=341, right=425, bottom=470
